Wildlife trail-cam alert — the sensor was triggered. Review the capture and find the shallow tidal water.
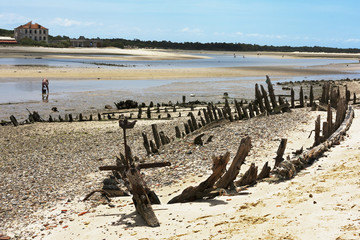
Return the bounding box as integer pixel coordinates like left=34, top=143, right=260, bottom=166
left=0, top=54, right=359, bottom=121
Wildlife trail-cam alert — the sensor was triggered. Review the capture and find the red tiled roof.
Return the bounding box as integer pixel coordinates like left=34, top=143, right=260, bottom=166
left=16, top=21, right=48, bottom=30
left=0, top=40, right=17, bottom=43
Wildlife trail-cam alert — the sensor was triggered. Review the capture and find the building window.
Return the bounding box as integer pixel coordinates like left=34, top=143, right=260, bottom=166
left=25, top=29, right=27, bottom=34
left=34, top=36, right=37, bottom=41
left=29, top=30, right=32, bottom=34
left=35, top=30, right=37, bottom=34
left=43, top=37, right=46, bottom=41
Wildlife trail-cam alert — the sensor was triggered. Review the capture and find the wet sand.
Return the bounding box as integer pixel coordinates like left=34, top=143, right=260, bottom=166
left=1, top=46, right=360, bottom=81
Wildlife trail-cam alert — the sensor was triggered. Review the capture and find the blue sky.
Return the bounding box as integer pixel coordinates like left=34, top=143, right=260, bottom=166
left=1, top=0, right=360, bottom=48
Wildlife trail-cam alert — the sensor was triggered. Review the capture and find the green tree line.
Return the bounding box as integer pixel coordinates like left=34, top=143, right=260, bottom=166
left=1, top=28, right=360, bottom=53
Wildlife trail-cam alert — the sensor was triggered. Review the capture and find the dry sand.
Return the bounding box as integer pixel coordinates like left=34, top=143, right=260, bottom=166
left=1, top=106, right=359, bottom=240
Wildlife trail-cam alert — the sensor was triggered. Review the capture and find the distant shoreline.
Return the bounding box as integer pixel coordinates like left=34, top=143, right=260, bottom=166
left=1, top=46, right=360, bottom=81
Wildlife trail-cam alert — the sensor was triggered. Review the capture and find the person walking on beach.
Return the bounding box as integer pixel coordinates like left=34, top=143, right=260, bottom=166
left=42, top=78, right=49, bottom=94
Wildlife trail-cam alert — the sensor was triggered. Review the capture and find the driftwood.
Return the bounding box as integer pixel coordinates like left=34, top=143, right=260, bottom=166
left=266, top=75, right=278, bottom=109
left=126, top=168, right=160, bottom=227
left=10, top=115, right=19, bottom=126
left=142, top=132, right=151, bottom=155
left=175, top=126, right=181, bottom=138
left=168, top=152, right=230, bottom=204
left=299, top=86, right=304, bottom=107
left=194, top=133, right=205, bottom=145
left=257, top=162, right=271, bottom=180
left=215, top=137, right=251, bottom=189
left=274, top=138, right=287, bottom=168
left=291, top=88, right=295, bottom=108
left=314, top=115, right=321, bottom=147
left=235, top=163, right=258, bottom=187
left=273, top=105, right=354, bottom=179
left=151, top=124, right=161, bottom=149
left=261, top=85, right=272, bottom=113
left=97, top=119, right=169, bottom=227
left=255, top=84, right=265, bottom=113
left=309, top=85, right=314, bottom=107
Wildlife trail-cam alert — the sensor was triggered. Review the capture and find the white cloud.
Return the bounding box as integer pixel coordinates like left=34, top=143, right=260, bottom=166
left=345, top=38, right=360, bottom=43
left=180, top=27, right=202, bottom=34
left=0, top=13, right=29, bottom=25
left=245, top=33, right=286, bottom=39
left=50, top=17, right=100, bottom=27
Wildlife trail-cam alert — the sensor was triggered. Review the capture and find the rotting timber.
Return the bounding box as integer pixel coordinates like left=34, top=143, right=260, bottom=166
left=6, top=75, right=356, bottom=227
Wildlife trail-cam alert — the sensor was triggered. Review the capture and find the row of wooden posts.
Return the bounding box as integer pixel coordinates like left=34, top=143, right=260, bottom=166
left=140, top=75, right=326, bottom=156
left=96, top=95, right=353, bottom=227
left=92, top=77, right=355, bottom=227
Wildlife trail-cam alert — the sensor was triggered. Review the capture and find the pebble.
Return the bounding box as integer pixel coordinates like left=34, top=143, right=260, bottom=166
left=0, top=108, right=319, bottom=238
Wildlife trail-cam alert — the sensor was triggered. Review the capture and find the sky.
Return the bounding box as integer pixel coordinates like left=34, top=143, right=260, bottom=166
left=1, top=0, right=360, bottom=48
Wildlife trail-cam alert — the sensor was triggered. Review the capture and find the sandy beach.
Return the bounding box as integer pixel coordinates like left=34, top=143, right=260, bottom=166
left=1, top=105, right=359, bottom=239
left=1, top=47, right=360, bottom=239
left=1, top=46, right=360, bottom=80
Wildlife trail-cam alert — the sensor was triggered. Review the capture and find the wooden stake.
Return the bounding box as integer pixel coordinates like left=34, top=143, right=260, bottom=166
left=274, top=138, right=287, bottom=168
left=216, top=137, right=251, bottom=189
left=151, top=124, right=161, bottom=149
left=142, top=132, right=151, bottom=155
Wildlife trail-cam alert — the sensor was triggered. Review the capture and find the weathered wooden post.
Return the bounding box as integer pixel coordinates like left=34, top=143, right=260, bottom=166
left=188, top=119, right=194, bottom=132
left=274, top=138, right=287, bottom=168
left=261, top=85, right=272, bottom=112
left=149, top=140, right=158, bottom=154
left=189, top=112, right=198, bottom=130
left=211, top=104, right=218, bottom=120
left=10, top=115, right=19, bottom=126
left=248, top=103, right=255, bottom=118
left=203, top=109, right=210, bottom=124
left=207, top=105, right=214, bottom=122
left=142, top=132, right=152, bottom=155
left=175, top=126, right=181, bottom=138
left=138, top=107, right=142, bottom=119
left=327, top=104, right=333, bottom=136
left=266, top=75, right=278, bottom=109
left=253, top=101, right=260, bottom=115
left=236, top=163, right=258, bottom=187
left=314, top=115, right=321, bottom=146
left=217, top=108, right=223, bottom=119
left=323, top=121, right=329, bottom=140
left=309, top=85, right=314, bottom=107
left=242, top=106, right=249, bottom=119
left=200, top=116, right=206, bottom=127
left=354, top=93, right=357, bottom=104
left=151, top=124, right=161, bottom=149
left=257, top=162, right=271, bottom=180
left=182, top=95, right=186, bottom=104
left=335, top=98, right=347, bottom=130
left=159, top=131, right=168, bottom=145
left=215, top=137, right=251, bottom=189
left=69, top=114, right=73, bottom=122
left=234, top=99, right=243, bottom=120
left=147, top=106, right=151, bottom=119
left=299, top=86, right=304, bottom=107
left=291, top=88, right=295, bottom=108
left=184, top=122, right=190, bottom=134
left=255, top=83, right=265, bottom=113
